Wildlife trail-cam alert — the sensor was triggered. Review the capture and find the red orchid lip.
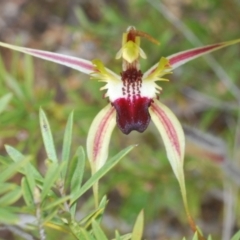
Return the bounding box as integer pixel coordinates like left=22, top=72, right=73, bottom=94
left=112, top=97, right=152, bottom=134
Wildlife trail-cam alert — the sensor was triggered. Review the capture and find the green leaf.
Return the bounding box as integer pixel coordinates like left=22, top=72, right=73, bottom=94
left=41, top=161, right=66, bottom=201
left=79, top=208, right=104, bottom=229
left=192, top=232, right=198, bottom=240
left=0, top=52, right=24, bottom=99
left=96, top=195, right=108, bottom=223
left=0, top=183, right=17, bottom=195
left=39, top=108, right=58, bottom=162
left=64, top=149, right=82, bottom=191
left=44, top=221, right=71, bottom=235
left=0, top=158, right=28, bottom=183
left=114, top=233, right=131, bottom=240
left=78, top=228, right=93, bottom=240
left=0, top=93, right=12, bottom=114
left=0, top=187, right=22, bottom=206
left=5, top=145, right=23, bottom=163
left=74, top=8, right=92, bottom=32
left=42, top=208, right=59, bottom=224
left=21, top=177, right=34, bottom=206
left=231, top=230, right=240, bottom=240
left=61, top=111, right=74, bottom=164
left=5, top=145, right=43, bottom=181
left=115, top=231, right=121, bottom=240
left=4, top=73, right=24, bottom=100
left=70, top=220, right=91, bottom=240
left=0, top=207, right=19, bottom=224
left=11, top=50, right=20, bottom=77
left=60, top=111, right=74, bottom=182
left=92, top=220, right=108, bottom=240
left=23, top=55, right=34, bottom=101
left=131, top=210, right=144, bottom=240
left=121, top=234, right=132, bottom=240
left=71, top=147, right=85, bottom=190
left=207, top=235, right=213, bottom=240
left=0, top=155, right=9, bottom=166
left=65, top=146, right=85, bottom=216
left=24, top=158, right=36, bottom=198
left=71, top=145, right=136, bottom=205
left=42, top=195, right=71, bottom=211
left=0, top=55, right=7, bottom=78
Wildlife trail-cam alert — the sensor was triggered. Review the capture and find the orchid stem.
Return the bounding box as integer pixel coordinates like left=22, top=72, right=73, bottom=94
left=91, top=164, right=99, bottom=209
left=93, top=181, right=99, bottom=209
left=179, top=175, right=206, bottom=240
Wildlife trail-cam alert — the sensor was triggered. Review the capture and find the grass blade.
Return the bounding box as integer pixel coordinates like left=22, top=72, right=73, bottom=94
left=0, top=208, right=19, bottom=224
left=5, top=145, right=43, bottom=181
left=92, top=220, right=108, bottom=240
left=231, top=230, right=240, bottom=240
left=65, top=146, right=85, bottom=216
left=62, top=111, right=74, bottom=163
left=24, top=158, right=36, bottom=198
left=70, top=221, right=92, bottom=240
left=41, top=161, right=66, bottom=201
left=4, top=73, right=25, bottom=100
left=39, top=108, right=58, bottom=162
left=114, top=233, right=131, bottom=240
left=42, top=195, right=71, bottom=211
left=71, top=145, right=136, bottom=205
left=23, top=55, right=34, bottom=101
left=0, top=187, right=22, bottom=206
left=0, top=158, right=28, bottom=182
left=0, top=93, right=12, bottom=114
left=0, top=183, right=16, bottom=195
left=21, top=177, right=34, bottom=206
left=131, top=210, right=144, bottom=240
left=61, top=111, right=74, bottom=179
left=65, top=146, right=85, bottom=191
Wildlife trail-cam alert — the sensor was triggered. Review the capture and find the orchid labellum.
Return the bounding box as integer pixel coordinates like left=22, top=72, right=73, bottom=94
left=0, top=27, right=239, bottom=184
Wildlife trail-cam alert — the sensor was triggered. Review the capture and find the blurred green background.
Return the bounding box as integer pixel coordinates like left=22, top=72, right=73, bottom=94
left=0, top=0, right=240, bottom=239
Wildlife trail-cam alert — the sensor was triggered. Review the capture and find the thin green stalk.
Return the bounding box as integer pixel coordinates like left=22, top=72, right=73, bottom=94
left=93, top=181, right=99, bottom=209
left=178, top=172, right=205, bottom=240
left=91, top=165, right=99, bottom=209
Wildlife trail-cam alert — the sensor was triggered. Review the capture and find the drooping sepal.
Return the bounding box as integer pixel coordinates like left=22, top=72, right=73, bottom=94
left=87, top=104, right=116, bottom=172
left=150, top=102, right=203, bottom=237
left=149, top=99, right=185, bottom=181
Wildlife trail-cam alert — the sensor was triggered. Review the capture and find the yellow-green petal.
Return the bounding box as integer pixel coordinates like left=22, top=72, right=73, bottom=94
left=144, top=57, right=172, bottom=81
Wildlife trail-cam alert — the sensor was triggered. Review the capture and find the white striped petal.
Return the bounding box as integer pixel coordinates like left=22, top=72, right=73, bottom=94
left=150, top=100, right=196, bottom=234
left=149, top=99, right=184, bottom=182
left=87, top=104, right=116, bottom=172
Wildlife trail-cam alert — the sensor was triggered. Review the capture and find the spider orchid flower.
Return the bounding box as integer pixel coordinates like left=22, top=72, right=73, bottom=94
left=0, top=27, right=239, bottom=186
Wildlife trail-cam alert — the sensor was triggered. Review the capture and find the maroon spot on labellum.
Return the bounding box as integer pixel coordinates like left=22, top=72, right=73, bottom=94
left=112, top=97, right=152, bottom=134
